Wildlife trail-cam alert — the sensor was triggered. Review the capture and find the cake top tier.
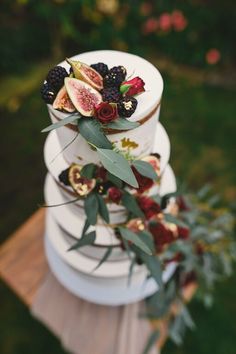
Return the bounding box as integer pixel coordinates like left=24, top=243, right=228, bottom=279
left=53, top=50, right=163, bottom=122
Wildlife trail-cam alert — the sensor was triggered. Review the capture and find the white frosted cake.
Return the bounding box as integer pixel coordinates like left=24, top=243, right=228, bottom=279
left=41, top=50, right=179, bottom=305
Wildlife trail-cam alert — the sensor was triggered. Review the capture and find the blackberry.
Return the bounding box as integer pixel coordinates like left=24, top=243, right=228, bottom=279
left=109, top=66, right=127, bottom=81
left=101, top=87, right=122, bottom=103
left=104, top=72, right=124, bottom=88
left=59, top=168, right=70, bottom=186
left=90, top=62, right=109, bottom=77
left=46, top=66, right=68, bottom=91
left=40, top=82, right=56, bottom=104
left=117, top=96, right=138, bottom=118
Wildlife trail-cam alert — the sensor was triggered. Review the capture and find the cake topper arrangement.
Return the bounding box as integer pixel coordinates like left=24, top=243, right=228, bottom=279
left=41, top=53, right=235, bottom=353
left=41, top=59, right=145, bottom=122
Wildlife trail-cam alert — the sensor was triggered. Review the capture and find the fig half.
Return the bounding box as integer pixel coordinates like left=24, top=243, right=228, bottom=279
left=68, top=164, right=96, bottom=197
left=53, top=86, right=75, bottom=113
left=65, top=77, right=102, bottom=117
left=66, top=58, right=103, bottom=91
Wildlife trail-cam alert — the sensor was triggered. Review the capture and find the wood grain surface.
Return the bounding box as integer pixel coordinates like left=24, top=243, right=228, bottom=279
left=0, top=209, right=48, bottom=306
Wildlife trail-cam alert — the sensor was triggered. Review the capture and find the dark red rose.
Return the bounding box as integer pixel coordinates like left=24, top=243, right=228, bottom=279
left=95, top=166, right=107, bottom=181
left=132, top=166, right=154, bottom=193
left=95, top=102, right=118, bottom=124
left=177, top=226, right=190, bottom=240
left=149, top=221, right=175, bottom=253
left=137, top=196, right=161, bottom=219
left=108, top=187, right=122, bottom=203
left=121, top=77, right=145, bottom=96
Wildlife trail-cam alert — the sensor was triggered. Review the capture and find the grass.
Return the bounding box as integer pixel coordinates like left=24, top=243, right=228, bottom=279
left=0, top=70, right=236, bottom=353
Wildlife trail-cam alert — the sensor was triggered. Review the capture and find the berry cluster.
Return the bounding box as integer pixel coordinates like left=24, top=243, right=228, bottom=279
left=40, top=58, right=143, bottom=119
left=91, top=62, right=138, bottom=118
left=41, top=66, right=68, bottom=104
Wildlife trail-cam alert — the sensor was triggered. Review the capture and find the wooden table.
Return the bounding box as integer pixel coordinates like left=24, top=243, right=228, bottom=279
left=0, top=209, right=197, bottom=353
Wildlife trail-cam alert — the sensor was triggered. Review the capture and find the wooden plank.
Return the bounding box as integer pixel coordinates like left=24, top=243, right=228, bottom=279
left=0, top=209, right=48, bottom=306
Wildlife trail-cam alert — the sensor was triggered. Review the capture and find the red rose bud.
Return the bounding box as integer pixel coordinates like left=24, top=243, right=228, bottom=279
left=108, top=187, right=122, bottom=204
left=137, top=196, right=161, bottom=219
left=149, top=221, right=175, bottom=253
left=95, top=102, right=118, bottom=124
left=121, top=77, right=145, bottom=96
left=177, top=226, right=190, bottom=239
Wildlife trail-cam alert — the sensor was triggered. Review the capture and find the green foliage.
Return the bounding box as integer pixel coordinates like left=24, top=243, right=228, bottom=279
left=84, top=193, right=98, bottom=225
left=121, top=191, right=144, bottom=218
left=132, top=160, right=158, bottom=180
left=1, top=0, right=235, bottom=77
left=80, top=163, right=97, bottom=179
left=142, top=330, right=160, bottom=354
left=96, top=194, right=110, bottom=223
left=106, top=118, right=140, bottom=130
left=68, top=231, right=96, bottom=251
left=96, top=148, right=138, bottom=187
left=118, top=227, right=153, bottom=255
left=92, top=246, right=112, bottom=272
left=41, top=113, right=80, bottom=132
left=107, top=171, right=123, bottom=188
left=78, top=118, right=112, bottom=149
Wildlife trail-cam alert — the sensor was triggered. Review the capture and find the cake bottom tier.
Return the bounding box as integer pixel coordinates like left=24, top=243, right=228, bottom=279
left=45, top=210, right=177, bottom=306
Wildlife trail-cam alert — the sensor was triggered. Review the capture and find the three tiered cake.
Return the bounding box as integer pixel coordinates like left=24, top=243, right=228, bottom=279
left=41, top=50, right=178, bottom=306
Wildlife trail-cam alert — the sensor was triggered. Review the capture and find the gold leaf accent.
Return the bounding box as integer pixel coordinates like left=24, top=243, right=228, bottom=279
left=121, top=137, right=139, bottom=149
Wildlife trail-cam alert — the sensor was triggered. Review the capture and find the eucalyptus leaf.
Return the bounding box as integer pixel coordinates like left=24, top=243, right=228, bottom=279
left=41, top=113, right=80, bottom=133
left=181, top=305, right=195, bottom=330
left=121, top=192, right=144, bottom=218
left=142, top=330, right=160, bottom=354
left=137, top=250, right=163, bottom=289
left=122, top=238, right=132, bottom=259
left=68, top=231, right=96, bottom=251
left=84, top=193, right=98, bottom=225
left=80, top=163, right=97, bottom=179
left=81, top=218, right=90, bottom=237
left=78, top=118, right=112, bottom=149
left=96, top=148, right=138, bottom=188
left=138, top=230, right=155, bottom=253
left=50, top=132, right=79, bottom=163
left=107, top=171, right=123, bottom=188
left=169, top=315, right=184, bottom=346
left=92, top=246, right=112, bottom=272
left=106, top=118, right=140, bottom=130
left=96, top=194, right=110, bottom=223
left=132, top=160, right=158, bottom=180
left=118, top=227, right=152, bottom=255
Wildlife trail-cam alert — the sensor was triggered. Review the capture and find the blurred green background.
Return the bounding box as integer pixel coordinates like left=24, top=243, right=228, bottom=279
left=0, top=1, right=236, bottom=353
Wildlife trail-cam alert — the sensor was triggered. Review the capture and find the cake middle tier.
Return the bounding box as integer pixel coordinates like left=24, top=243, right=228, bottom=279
left=44, top=163, right=176, bottom=248
left=44, top=123, right=171, bottom=225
